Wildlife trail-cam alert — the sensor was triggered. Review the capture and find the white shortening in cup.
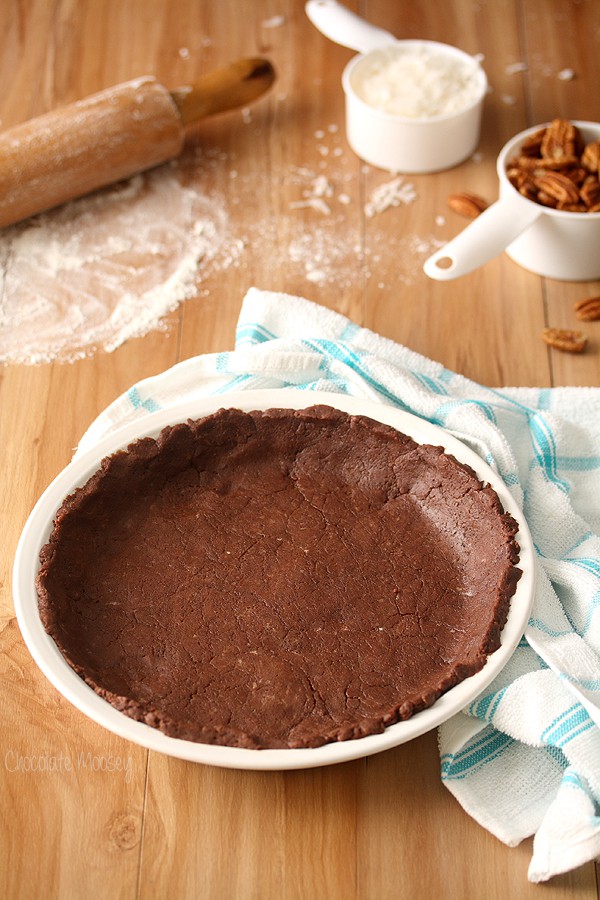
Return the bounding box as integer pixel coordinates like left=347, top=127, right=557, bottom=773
left=351, top=44, right=484, bottom=118
left=306, top=0, right=487, bottom=173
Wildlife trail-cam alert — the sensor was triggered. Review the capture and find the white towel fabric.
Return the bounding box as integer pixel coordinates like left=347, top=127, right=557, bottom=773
left=78, top=288, right=600, bottom=883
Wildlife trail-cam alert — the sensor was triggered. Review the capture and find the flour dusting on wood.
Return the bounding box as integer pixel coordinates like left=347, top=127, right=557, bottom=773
left=0, top=121, right=435, bottom=366
left=0, top=166, right=236, bottom=365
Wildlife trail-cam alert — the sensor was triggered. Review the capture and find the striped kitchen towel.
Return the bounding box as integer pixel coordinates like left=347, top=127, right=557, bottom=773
left=78, top=287, right=600, bottom=883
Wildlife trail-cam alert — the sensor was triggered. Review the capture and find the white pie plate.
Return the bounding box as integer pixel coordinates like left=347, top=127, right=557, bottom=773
left=13, top=389, right=536, bottom=770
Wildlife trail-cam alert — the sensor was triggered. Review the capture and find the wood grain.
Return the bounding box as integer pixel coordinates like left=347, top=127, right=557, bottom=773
left=1, top=1, right=598, bottom=898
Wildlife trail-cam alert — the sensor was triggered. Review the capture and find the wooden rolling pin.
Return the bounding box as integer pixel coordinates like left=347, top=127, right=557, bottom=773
left=0, top=57, right=275, bottom=228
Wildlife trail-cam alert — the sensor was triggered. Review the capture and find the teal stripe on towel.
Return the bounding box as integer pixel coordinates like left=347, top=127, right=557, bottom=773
left=213, top=374, right=253, bottom=394
left=527, top=618, right=572, bottom=638
left=235, top=323, right=277, bottom=345
left=441, top=730, right=514, bottom=780
left=469, top=686, right=509, bottom=721
left=541, top=705, right=594, bottom=748
left=127, top=387, right=160, bottom=413
left=564, top=557, right=600, bottom=578
left=529, top=412, right=570, bottom=492
left=412, top=372, right=449, bottom=396
left=301, top=339, right=412, bottom=411
left=555, top=456, right=600, bottom=471
left=433, top=398, right=497, bottom=425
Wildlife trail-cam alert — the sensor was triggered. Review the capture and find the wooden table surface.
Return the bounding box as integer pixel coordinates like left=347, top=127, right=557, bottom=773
left=1, top=1, right=599, bottom=897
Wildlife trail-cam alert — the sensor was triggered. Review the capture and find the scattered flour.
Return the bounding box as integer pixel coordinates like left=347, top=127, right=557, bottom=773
left=0, top=167, right=235, bottom=365
left=261, top=15, right=286, bottom=28
left=557, top=68, right=575, bottom=81
left=505, top=61, right=528, bottom=74
left=288, top=227, right=359, bottom=286
left=364, top=176, right=417, bottom=218
left=0, top=127, right=432, bottom=366
left=289, top=174, right=334, bottom=215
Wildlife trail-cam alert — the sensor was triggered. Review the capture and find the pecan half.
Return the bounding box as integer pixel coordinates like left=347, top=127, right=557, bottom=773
left=507, top=155, right=541, bottom=172
left=557, top=202, right=587, bottom=211
left=564, top=166, right=588, bottom=186
left=574, top=296, right=600, bottom=321
left=533, top=171, right=581, bottom=204
left=581, top=175, right=600, bottom=208
left=447, top=192, right=488, bottom=218
left=518, top=177, right=538, bottom=201
left=582, top=140, right=600, bottom=173
left=542, top=328, right=588, bottom=353
left=520, top=128, right=546, bottom=157
left=536, top=190, right=558, bottom=208
left=541, top=119, right=579, bottom=162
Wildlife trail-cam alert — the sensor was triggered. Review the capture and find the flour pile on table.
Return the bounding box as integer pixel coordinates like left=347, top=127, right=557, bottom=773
left=0, top=167, right=236, bottom=365
left=0, top=122, right=443, bottom=366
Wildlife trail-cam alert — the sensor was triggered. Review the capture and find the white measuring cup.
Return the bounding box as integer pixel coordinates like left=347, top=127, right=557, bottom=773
left=305, top=0, right=487, bottom=173
left=424, top=120, right=600, bottom=281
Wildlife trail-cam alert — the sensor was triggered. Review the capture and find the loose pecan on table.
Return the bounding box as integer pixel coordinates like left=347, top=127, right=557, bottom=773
left=446, top=192, right=488, bottom=218
left=573, top=296, right=600, bottom=321
left=541, top=328, right=588, bottom=353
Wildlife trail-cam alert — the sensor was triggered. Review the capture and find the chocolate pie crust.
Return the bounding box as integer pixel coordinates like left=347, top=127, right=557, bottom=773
left=36, top=405, right=522, bottom=750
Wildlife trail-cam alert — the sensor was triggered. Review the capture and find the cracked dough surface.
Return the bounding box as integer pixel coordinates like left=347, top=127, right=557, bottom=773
left=36, top=405, right=521, bottom=749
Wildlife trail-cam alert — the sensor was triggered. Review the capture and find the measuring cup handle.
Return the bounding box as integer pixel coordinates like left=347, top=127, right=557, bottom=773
left=423, top=195, right=542, bottom=281
left=305, top=0, right=397, bottom=53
